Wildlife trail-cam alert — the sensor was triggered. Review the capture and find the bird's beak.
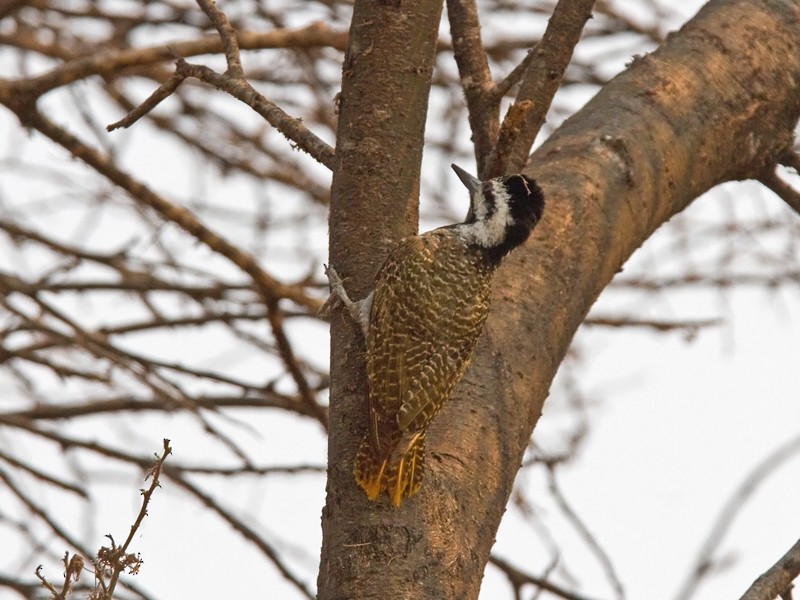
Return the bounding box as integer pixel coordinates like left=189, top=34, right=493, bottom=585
left=451, top=164, right=481, bottom=196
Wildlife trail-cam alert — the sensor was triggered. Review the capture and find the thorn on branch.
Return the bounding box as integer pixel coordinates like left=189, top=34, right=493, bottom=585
left=35, top=565, right=58, bottom=597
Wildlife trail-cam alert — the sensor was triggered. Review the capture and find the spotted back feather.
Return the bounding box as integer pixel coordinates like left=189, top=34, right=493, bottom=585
left=353, top=171, right=544, bottom=506
left=354, top=232, right=493, bottom=505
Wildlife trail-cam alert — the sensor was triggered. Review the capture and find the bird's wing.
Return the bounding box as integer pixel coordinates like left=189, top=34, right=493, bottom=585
left=367, top=234, right=492, bottom=437
left=395, top=335, right=480, bottom=433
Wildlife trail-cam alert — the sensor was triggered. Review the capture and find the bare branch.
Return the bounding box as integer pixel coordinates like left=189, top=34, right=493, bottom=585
left=175, top=60, right=335, bottom=168
left=583, top=315, right=723, bottom=332
left=487, top=0, right=596, bottom=176
left=195, top=0, right=245, bottom=78
left=612, top=272, right=800, bottom=290
left=2, top=393, right=317, bottom=421
left=547, top=467, right=625, bottom=600
left=493, top=48, right=539, bottom=100
left=106, top=67, right=187, bottom=131
left=0, top=22, right=347, bottom=99
left=0, top=467, right=94, bottom=562
left=0, top=452, right=87, bottom=498
left=1, top=419, right=315, bottom=599
left=446, top=0, right=498, bottom=174
left=759, top=169, right=800, bottom=217
left=166, top=470, right=315, bottom=600
left=104, top=1, right=336, bottom=166
left=675, top=434, right=800, bottom=600
left=104, top=439, right=172, bottom=599
left=738, top=538, right=800, bottom=600
left=14, top=109, right=321, bottom=312
left=489, top=554, right=607, bottom=600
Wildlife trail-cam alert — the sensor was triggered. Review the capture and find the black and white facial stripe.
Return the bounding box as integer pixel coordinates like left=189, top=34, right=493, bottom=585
left=451, top=165, right=544, bottom=263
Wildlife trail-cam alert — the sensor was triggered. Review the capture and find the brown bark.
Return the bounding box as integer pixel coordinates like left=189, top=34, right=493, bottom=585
left=739, top=536, right=800, bottom=600
left=320, top=0, right=800, bottom=599
left=320, top=0, right=444, bottom=598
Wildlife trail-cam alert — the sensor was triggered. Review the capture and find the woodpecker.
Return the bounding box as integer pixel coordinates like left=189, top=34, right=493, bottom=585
left=326, top=164, right=544, bottom=506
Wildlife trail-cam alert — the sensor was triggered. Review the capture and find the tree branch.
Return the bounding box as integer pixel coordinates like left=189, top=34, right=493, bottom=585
left=739, top=538, right=800, bottom=600
left=0, top=22, right=347, bottom=99
left=369, top=1, right=800, bottom=599
left=195, top=0, right=244, bottom=78
left=547, top=467, right=625, bottom=600
left=13, top=109, right=321, bottom=312
left=446, top=0, right=498, bottom=175
left=583, top=315, right=723, bottom=332
left=489, top=554, right=607, bottom=600
left=759, top=169, right=800, bottom=217
left=106, top=59, right=335, bottom=168
left=675, top=434, right=800, bottom=600
left=486, top=0, right=596, bottom=176
left=172, top=60, right=335, bottom=169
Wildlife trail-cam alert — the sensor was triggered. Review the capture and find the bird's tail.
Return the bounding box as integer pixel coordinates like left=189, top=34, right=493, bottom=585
left=353, top=434, right=425, bottom=507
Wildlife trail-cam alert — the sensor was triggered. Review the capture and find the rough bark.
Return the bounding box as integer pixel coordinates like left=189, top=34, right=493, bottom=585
left=320, top=0, right=444, bottom=598
left=320, top=0, right=800, bottom=598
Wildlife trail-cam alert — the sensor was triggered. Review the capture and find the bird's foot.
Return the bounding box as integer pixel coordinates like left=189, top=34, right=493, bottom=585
left=322, top=264, right=370, bottom=338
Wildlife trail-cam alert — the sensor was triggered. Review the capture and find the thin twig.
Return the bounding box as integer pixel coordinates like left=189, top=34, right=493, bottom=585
left=174, top=59, right=335, bottom=169
left=759, top=169, right=800, bottom=217
left=0, top=419, right=314, bottom=600
left=493, top=46, right=540, bottom=100
left=489, top=555, right=607, bottom=600
left=104, top=1, right=336, bottom=168
left=266, top=297, right=329, bottom=429
left=14, top=109, right=321, bottom=311
left=611, top=272, right=800, bottom=290
left=1, top=393, right=314, bottom=420
left=0, top=467, right=95, bottom=563
left=107, top=67, right=186, bottom=131
left=104, top=439, right=172, bottom=599
left=583, top=315, right=723, bottom=332
left=675, top=434, right=800, bottom=600
left=2, top=23, right=347, bottom=99
left=0, top=452, right=87, bottom=497
left=547, top=466, right=626, bottom=600
left=167, top=469, right=316, bottom=599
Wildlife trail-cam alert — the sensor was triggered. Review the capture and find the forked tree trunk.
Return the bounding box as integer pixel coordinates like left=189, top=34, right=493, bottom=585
left=320, top=1, right=800, bottom=598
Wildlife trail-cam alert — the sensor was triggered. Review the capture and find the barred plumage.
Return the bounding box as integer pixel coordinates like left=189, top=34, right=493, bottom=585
left=330, top=165, right=544, bottom=506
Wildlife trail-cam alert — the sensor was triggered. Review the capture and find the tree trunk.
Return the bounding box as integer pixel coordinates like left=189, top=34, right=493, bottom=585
left=319, top=0, right=800, bottom=598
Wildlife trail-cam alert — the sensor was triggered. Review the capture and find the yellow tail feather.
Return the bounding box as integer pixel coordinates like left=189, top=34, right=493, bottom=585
left=354, top=439, right=388, bottom=500
left=353, top=435, right=425, bottom=507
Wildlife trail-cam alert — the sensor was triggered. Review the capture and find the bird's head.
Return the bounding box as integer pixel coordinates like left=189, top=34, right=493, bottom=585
left=451, top=164, right=545, bottom=263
